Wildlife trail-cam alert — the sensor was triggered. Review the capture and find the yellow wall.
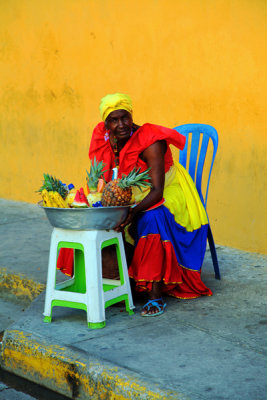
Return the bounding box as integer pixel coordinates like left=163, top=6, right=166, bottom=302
left=0, top=0, right=266, bottom=253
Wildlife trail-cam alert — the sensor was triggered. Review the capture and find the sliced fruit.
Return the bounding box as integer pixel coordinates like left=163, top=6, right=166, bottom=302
left=84, top=183, right=90, bottom=197
left=87, top=192, right=102, bottom=207
left=65, top=191, right=76, bottom=206
left=79, top=187, right=89, bottom=206
left=97, top=178, right=105, bottom=193
left=72, top=190, right=89, bottom=208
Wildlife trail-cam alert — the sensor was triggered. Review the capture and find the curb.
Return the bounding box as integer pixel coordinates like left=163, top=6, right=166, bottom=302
left=1, top=329, right=189, bottom=400
left=0, top=267, right=45, bottom=304
left=0, top=269, right=189, bottom=399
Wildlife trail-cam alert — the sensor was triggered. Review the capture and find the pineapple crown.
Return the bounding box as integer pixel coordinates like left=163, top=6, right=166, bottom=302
left=118, top=167, right=152, bottom=190
left=86, top=157, right=107, bottom=189
left=37, top=173, right=68, bottom=199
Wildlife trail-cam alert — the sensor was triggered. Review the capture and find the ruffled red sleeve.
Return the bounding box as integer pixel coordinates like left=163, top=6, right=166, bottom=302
left=118, top=124, right=186, bottom=176
left=88, top=122, right=186, bottom=181
left=139, top=124, right=185, bottom=150
left=89, top=122, right=114, bottom=182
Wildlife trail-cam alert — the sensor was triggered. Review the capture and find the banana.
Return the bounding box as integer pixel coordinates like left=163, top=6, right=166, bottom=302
left=53, top=191, right=68, bottom=208
left=47, top=192, right=57, bottom=207
left=49, top=191, right=58, bottom=207
left=48, top=191, right=58, bottom=207
left=41, top=189, right=68, bottom=208
left=41, top=189, right=53, bottom=207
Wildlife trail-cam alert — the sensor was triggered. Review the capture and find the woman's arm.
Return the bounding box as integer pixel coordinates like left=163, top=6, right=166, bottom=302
left=134, top=140, right=166, bottom=212
left=115, top=140, right=166, bottom=231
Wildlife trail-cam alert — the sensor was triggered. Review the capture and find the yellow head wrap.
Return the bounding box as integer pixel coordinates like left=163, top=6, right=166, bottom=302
left=99, top=93, right=133, bottom=121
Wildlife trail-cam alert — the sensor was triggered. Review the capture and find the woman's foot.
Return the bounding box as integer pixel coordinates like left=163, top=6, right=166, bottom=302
left=140, top=281, right=165, bottom=316
left=141, top=298, right=166, bottom=317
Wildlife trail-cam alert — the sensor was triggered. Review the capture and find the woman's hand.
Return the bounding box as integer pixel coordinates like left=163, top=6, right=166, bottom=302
left=114, top=207, right=135, bottom=232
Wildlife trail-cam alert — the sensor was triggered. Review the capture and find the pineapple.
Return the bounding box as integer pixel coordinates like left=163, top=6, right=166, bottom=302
left=38, top=173, right=68, bottom=200
left=86, top=157, right=107, bottom=206
left=101, top=167, right=151, bottom=206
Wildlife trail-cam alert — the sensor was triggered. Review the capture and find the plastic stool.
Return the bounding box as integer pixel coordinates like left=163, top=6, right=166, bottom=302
left=43, top=227, right=134, bottom=329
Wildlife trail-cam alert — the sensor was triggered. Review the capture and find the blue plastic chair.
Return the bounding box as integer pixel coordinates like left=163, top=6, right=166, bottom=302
left=173, top=123, right=221, bottom=279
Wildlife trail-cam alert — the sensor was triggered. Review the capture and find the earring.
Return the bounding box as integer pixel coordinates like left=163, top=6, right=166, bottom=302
left=104, top=130, right=109, bottom=141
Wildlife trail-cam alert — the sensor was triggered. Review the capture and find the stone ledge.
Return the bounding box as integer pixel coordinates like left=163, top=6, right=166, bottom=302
left=1, top=329, right=189, bottom=400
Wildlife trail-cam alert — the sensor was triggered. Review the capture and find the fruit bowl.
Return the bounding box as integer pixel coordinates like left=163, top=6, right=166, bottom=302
left=38, top=202, right=129, bottom=230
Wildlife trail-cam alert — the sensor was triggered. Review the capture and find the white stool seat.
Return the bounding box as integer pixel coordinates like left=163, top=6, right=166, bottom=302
left=43, top=228, right=134, bottom=329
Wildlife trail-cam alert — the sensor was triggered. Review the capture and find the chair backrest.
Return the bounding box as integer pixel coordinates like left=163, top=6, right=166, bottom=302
left=173, top=123, right=218, bottom=208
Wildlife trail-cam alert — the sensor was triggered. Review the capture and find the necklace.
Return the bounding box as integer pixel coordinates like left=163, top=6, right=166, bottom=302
left=113, top=137, right=120, bottom=167
left=110, top=129, right=135, bottom=167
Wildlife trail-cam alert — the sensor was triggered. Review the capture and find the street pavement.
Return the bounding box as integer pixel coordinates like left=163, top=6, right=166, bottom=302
left=0, top=198, right=266, bottom=400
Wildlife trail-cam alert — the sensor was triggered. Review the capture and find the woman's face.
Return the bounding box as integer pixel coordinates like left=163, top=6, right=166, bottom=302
left=105, top=109, right=133, bottom=142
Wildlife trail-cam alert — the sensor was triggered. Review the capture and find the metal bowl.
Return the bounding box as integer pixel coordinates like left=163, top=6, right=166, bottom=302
left=38, top=202, right=129, bottom=230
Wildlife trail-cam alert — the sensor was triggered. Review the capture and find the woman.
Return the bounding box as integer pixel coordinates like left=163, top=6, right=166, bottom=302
left=89, top=93, right=212, bottom=317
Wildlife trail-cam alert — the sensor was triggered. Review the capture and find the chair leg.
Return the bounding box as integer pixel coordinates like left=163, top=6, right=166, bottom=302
left=207, top=225, right=221, bottom=280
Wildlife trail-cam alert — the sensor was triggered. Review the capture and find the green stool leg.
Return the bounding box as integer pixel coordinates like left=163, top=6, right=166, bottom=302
left=101, top=238, right=134, bottom=315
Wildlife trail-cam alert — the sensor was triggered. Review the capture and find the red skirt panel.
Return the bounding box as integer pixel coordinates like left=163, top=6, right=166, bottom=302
left=128, top=234, right=212, bottom=299
left=56, top=248, right=74, bottom=277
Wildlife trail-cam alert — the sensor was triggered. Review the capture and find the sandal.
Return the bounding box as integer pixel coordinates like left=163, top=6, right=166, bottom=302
left=141, top=298, right=166, bottom=317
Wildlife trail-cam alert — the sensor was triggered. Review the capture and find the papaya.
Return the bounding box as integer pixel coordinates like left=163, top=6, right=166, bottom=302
left=84, top=183, right=90, bottom=196
left=97, top=178, right=105, bottom=193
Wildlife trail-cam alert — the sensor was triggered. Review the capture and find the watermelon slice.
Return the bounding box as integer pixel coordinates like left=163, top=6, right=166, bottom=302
left=79, top=187, right=89, bottom=206
left=72, top=189, right=89, bottom=208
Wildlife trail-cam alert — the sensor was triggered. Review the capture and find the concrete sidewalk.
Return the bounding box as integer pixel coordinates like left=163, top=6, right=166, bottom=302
left=0, top=199, right=266, bottom=400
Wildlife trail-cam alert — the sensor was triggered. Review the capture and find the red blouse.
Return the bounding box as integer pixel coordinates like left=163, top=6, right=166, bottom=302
left=89, top=122, right=186, bottom=182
